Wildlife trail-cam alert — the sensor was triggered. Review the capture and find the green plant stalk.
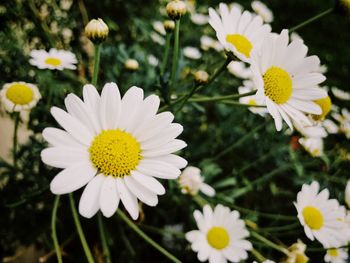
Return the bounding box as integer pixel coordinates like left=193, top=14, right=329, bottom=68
left=160, top=33, right=172, bottom=75
left=98, top=213, right=111, bottom=263
left=193, top=195, right=209, bottom=208
left=170, top=19, right=181, bottom=88
left=117, top=210, right=181, bottom=263
left=290, top=7, right=334, bottom=32
left=69, top=194, right=94, bottom=263
left=189, top=90, right=256, bottom=103
left=12, top=112, right=20, bottom=168
left=251, top=232, right=289, bottom=255
left=51, top=195, right=63, bottom=263
left=92, top=44, right=101, bottom=87
left=251, top=248, right=266, bottom=262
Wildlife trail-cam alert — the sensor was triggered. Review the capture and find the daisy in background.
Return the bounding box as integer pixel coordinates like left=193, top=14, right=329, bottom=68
left=208, top=3, right=271, bottom=63
left=238, top=81, right=267, bottom=116
left=178, top=166, right=215, bottom=197
left=227, top=61, right=252, bottom=79
left=251, top=29, right=328, bottom=131
left=298, top=137, right=324, bottom=157
left=41, top=83, right=187, bottom=219
left=294, top=181, right=350, bottom=248
left=200, top=35, right=223, bottom=52
left=332, top=87, right=350, bottom=100
left=186, top=204, right=252, bottom=263
left=29, top=49, right=77, bottom=70
left=282, top=239, right=309, bottom=263
left=0, top=82, right=41, bottom=112
left=251, top=1, right=274, bottom=23
left=332, top=108, right=350, bottom=138
left=183, top=46, right=202, bottom=60
left=324, top=248, right=349, bottom=263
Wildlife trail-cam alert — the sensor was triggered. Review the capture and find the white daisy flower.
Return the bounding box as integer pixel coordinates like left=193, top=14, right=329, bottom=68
left=324, top=248, right=349, bottom=263
left=294, top=181, right=350, bottom=248
left=346, top=180, right=350, bottom=208
left=238, top=81, right=267, bottom=116
left=41, top=83, right=187, bottom=219
left=251, top=29, right=328, bottom=131
left=179, top=166, right=215, bottom=197
left=0, top=82, right=41, bottom=112
left=227, top=61, right=252, bottom=79
left=332, top=87, right=350, bottom=100
left=283, top=239, right=309, bottom=263
left=191, top=13, right=209, bottom=25
left=333, top=109, right=350, bottom=138
left=208, top=3, right=271, bottom=62
left=183, top=46, right=202, bottom=60
left=186, top=204, right=252, bottom=263
left=29, top=49, right=77, bottom=70
left=298, top=137, right=324, bottom=157
left=251, top=1, right=274, bottom=23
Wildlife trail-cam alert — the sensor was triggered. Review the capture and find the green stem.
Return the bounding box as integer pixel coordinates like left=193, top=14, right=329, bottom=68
left=92, top=44, right=101, bottom=87
left=98, top=213, right=111, bottom=263
left=189, top=90, right=256, bottom=103
left=117, top=210, right=181, bottom=263
left=290, top=7, right=334, bottom=32
left=69, top=194, right=94, bottom=263
left=251, top=232, right=289, bottom=255
left=170, top=19, right=181, bottom=88
left=51, top=195, right=63, bottom=263
left=251, top=248, right=266, bottom=262
left=13, top=112, right=20, bottom=168
left=140, top=224, right=185, bottom=239
left=160, top=33, right=172, bottom=75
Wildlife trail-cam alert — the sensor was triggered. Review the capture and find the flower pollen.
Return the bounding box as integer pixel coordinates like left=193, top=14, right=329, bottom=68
left=302, top=206, right=324, bottom=230
left=226, top=34, right=253, bottom=58
left=263, top=66, right=292, bottom=104
left=6, top=83, right=34, bottom=105
left=207, top=227, right=230, bottom=250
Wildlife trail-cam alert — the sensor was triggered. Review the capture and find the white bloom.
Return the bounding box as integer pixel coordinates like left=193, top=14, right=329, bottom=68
left=208, top=3, right=271, bottom=62
left=0, top=82, right=41, bottom=112
left=29, top=49, right=77, bottom=70
left=191, top=13, right=209, bottom=25
left=200, top=36, right=223, bottom=52
left=294, top=181, right=350, bottom=248
left=283, top=239, right=309, bottom=263
left=251, top=29, right=327, bottom=131
left=332, top=87, right=350, bottom=100
left=324, top=248, right=348, bottom=263
left=227, top=61, right=252, bottom=79
left=179, top=166, right=215, bottom=197
left=183, top=46, right=202, bottom=60
left=41, top=83, right=187, bottom=219
left=251, top=1, right=273, bottom=23
left=294, top=122, right=327, bottom=138
left=150, top=32, right=165, bottom=45
left=186, top=204, right=252, bottom=263
left=238, top=82, right=267, bottom=116
left=147, top=55, right=159, bottom=66
left=333, top=108, right=350, bottom=138
left=298, top=137, right=324, bottom=157
left=323, top=119, right=339, bottom=134
left=152, top=21, right=166, bottom=36
left=346, top=180, right=350, bottom=208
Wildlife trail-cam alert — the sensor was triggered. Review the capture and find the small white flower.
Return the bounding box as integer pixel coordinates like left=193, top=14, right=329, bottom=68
left=283, top=239, right=309, bottom=263
left=29, top=49, right=77, bottom=70
left=332, top=87, right=350, bottom=100
left=251, top=1, right=274, bottom=23
left=179, top=166, right=215, bottom=197
left=186, top=204, right=252, bottom=263
left=191, top=13, right=209, bottom=25
left=298, top=137, right=324, bottom=157
left=0, top=82, right=41, bottom=112
left=152, top=21, right=166, bottom=36
left=183, top=46, right=202, bottom=60
left=227, top=61, right=252, bottom=79
left=324, top=248, right=348, bottom=263
left=294, top=181, right=350, bottom=248
left=346, top=180, right=350, bottom=208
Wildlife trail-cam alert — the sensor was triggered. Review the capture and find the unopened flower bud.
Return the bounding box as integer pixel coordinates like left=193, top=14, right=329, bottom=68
left=85, top=18, right=109, bottom=44
left=163, top=20, right=175, bottom=32
left=194, top=70, right=209, bottom=84
left=166, top=0, right=187, bottom=20
left=124, top=59, right=139, bottom=71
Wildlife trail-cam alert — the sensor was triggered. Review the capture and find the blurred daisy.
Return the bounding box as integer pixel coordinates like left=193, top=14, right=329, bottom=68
left=251, top=30, right=327, bottom=131
left=183, top=46, right=202, bottom=60
left=346, top=180, right=350, bottom=208
left=283, top=240, right=309, bottom=263
left=294, top=121, right=327, bottom=138
left=179, top=166, right=215, bottom=197
left=208, top=3, right=271, bottom=62
left=150, top=32, right=165, bottom=45
left=191, top=13, right=208, bottom=25
left=227, top=61, right=252, bottom=79
left=324, top=248, right=348, bottom=263
left=0, top=82, right=41, bottom=112
left=298, top=137, right=324, bottom=157
left=333, top=109, right=350, bottom=138
left=332, top=87, right=350, bottom=100
left=200, top=36, right=223, bottom=52
left=186, top=204, right=252, bottom=263
left=148, top=55, right=159, bottom=66
left=152, top=21, right=166, bottom=36
left=41, top=83, right=187, bottom=219
left=238, top=81, right=267, bottom=116
left=29, top=49, right=77, bottom=70
left=251, top=1, right=274, bottom=23
left=323, top=119, right=339, bottom=134
left=294, top=181, right=350, bottom=248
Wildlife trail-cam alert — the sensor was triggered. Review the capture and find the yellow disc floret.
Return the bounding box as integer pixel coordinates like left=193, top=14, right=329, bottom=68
left=45, top=57, right=62, bottom=67
left=89, top=129, right=141, bottom=177
left=226, top=34, right=253, bottom=58
left=6, top=83, right=34, bottom=105
left=328, top=248, right=339, bottom=257
left=263, top=66, right=292, bottom=104
left=302, top=206, right=324, bottom=230
left=313, top=96, right=331, bottom=121
left=206, top=227, right=230, bottom=250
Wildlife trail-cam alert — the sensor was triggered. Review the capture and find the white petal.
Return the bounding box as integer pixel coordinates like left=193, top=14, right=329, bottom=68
left=41, top=147, right=89, bottom=168
left=100, top=176, right=120, bottom=217
left=131, top=171, right=166, bottom=195
left=199, top=183, right=216, bottom=197
left=124, top=176, right=158, bottom=206
left=152, top=154, right=188, bottom=169
left=292, top=87, right=328, bottom=100
left=83, top=84, right=100, bottom=113
left=266, top=99, right=282, bottom=131
left=42, top=128, right=82, bottom=148
left=136, top=159, right=181, bottom=179
left=288, top=99, right=321, bottom=114
left=99, top=83, right=121, bottom=130
left=141, top=139, right=187, bottom=157
left=116, top=178, right=139, bottom=220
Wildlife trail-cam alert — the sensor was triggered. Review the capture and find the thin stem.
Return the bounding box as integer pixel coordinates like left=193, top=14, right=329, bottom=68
left=78, top=0, right=89, bottom=25
left=117, top=210, right=181, bottom=263
left=51, top=195, right=63, bottom=263
left=98, top=213, right=111, bottom=263
left=189, top=90, right=256, bottom=103
left=69, top=194, right=94, bottom=263
left=290, top=7, right=334, bottom=32
left=251, top=248, right=266, bottom=262
left=160, top=33, right=172, bottom=75
left=251, top=232, right=289, bottom=255
left=13, top=112, right=20, bottom=168
left=92, top=44, right=101, bottom=87
left=170, top=19, right=181, bottom=87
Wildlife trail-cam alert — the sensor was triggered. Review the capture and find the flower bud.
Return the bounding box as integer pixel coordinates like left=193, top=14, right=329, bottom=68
left=194, top=70, right=209, bottom=85
left=85, top=18, right=109, bottom=44
left=163, top=20, right=175, bottom=32
left=124, top=59, right=139, bottom=71
left=166, top=0, right=187, bottom=20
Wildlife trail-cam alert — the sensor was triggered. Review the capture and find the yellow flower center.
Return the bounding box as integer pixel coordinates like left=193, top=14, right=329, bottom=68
left=206, top=227, right=230, bottom=250
left=313, top=96, right=331, bottom=121
left=248, top=98, right=257, bottom=106
left=263, top=66, right=292, bottom=104
left=6, top=83, right=34, bottom=105
left=89, top=129, right=142, bottom=177
left=302, top=206, right=324, bottom=230
left=226, top=34, right=253, bottom=58
left=45, top=57, right=62, bottom=67
left=295, top=253, right=309, bottom=263
left=328, top=248, right=339, bottom=257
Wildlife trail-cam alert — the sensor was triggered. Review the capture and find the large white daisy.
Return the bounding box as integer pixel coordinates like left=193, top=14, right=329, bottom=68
left=208, top=3, right=271, bottom=62
left=41, top=83, right=187, bottom=219
left=29, top=49, right=77, bottom=70
left=251, top=29, right=328, bottom=131
left=186, top=204, right=252, bottom=263
left=294, top=181, right=350, bottom=248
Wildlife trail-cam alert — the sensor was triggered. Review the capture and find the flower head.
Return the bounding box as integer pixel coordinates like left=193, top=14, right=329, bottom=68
left=283, top=240, right=309, bottom=263
left=124, top=59, right=139, bottom=71
left=41, top=83, right=187, bottom=219
left=186, top=204, right=252, bottom=263
left=179, top=166, right=215, bottom=197
left=324, top=248, right=348, bottom=263
left=0, top=82, right=41, bottom=112
left=166, top=0, right=187, bottom=20
left=183, top=46, right=202, bottom=60
left=163, top=20, right=175, bottom=32
left=29, top=49, right=77, bottom=70
left=251, top=1, right=274, bottom=23
left=85, top=18, right=109, bottom=43
left=194, top=70, right=209, bottom=85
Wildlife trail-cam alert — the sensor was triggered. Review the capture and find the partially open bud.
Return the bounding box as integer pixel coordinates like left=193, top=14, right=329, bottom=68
left=166, top=0, right=187, bottom=20
left=312, top=96, right=332, bottom=121
left=336, top=0, right=350, bottom=18
left=163, top=20, right=175, bottom=32
left=85, top=18, right=109, bottom=44
left=124, top=59, right=139, bottom=71
left=194, top=70, right=209, bottom=85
